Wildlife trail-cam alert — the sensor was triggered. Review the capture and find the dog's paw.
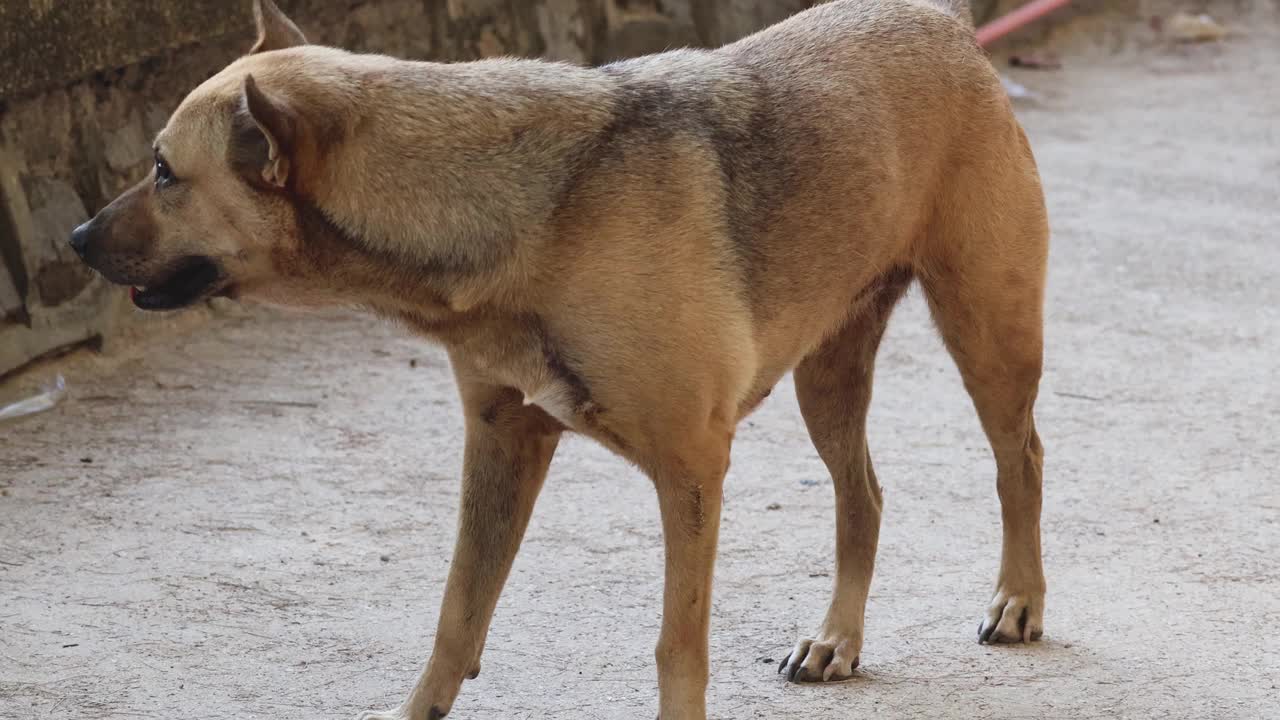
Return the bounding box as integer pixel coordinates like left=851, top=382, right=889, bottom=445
left=978, top=587, right=1045, bottom=644
left=777, top=635, right=861, bottom=683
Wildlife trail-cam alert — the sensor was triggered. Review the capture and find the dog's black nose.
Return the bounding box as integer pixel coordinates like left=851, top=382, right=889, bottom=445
left=69, top=221, right=93, bottom=258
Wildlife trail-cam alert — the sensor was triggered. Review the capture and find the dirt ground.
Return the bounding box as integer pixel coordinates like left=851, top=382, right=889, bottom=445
left=2, top=10, right=1278, bottom=720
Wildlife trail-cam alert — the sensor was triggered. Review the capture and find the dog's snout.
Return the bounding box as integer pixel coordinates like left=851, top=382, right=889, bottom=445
left=69, top=221, right=94, bottom=259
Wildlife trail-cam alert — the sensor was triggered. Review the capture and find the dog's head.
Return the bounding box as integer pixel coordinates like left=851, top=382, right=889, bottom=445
left=70, top=0, right=351, bottom=311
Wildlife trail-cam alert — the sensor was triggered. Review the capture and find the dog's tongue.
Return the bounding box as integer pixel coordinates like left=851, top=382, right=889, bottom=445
left=129, top=286, right=139, bottom=301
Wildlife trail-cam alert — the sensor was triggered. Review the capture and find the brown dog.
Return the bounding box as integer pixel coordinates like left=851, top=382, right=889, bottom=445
left=69, top=0, right=1049, bottom=717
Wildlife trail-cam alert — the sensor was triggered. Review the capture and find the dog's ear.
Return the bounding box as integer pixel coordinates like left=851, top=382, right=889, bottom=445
left=236, top=74, right=295, bottom=189
left=250, top=0, right=307, bottom=54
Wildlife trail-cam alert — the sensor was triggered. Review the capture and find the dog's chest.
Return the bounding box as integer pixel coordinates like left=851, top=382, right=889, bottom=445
left=449, top=323, right=627, bottom=451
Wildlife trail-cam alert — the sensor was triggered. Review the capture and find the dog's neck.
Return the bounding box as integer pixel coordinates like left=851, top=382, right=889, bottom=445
left=285, top=54, right=617, bottom=325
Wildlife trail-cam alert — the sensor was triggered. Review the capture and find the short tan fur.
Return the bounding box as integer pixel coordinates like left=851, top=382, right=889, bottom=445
left=71, top=1, right=1050, bottom=717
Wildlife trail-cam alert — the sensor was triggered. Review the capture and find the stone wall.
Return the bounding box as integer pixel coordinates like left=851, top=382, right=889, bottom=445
left=0, top=0, right=822, bottom=376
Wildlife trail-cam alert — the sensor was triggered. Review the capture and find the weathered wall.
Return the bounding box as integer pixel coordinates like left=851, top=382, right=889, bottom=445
left=0, top=0, right=819, bottom=377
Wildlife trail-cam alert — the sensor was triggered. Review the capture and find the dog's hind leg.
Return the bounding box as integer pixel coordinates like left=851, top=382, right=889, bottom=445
left=360, top=363, right=562, bottom=720
left=918, top=124, right=1050, bottom=644
left=779, top=267, right=913, bottom=683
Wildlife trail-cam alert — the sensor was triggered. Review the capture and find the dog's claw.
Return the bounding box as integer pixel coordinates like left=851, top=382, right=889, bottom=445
left=781, top=648, right=813, bottom=683
left=978, top=619, right=996, bottom=644
left=777, top=652, right=791, bottom=675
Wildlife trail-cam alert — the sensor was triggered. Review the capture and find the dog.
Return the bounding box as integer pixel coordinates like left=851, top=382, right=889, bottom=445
left=69, top=0, right=1050, bottom=717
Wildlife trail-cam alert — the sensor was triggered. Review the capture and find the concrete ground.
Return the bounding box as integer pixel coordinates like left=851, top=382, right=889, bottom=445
left=2, top=12, right=1278, bottom=720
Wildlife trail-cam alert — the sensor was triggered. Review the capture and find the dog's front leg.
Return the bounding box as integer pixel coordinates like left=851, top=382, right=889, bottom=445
left=650, top=433, right=732, bottom=720
left=361, top=377, right=561, bottom=720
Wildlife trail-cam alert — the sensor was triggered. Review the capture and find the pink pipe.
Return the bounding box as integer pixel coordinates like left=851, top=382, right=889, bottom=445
left=975, top=0, right=1074, bottom=47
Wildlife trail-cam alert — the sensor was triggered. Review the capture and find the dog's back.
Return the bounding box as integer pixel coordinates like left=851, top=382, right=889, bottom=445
left=574, top=0, right=1016, bottom=385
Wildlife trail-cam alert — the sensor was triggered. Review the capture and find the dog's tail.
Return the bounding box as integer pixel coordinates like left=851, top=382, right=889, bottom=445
left=926, top=0, right=975, bottom=28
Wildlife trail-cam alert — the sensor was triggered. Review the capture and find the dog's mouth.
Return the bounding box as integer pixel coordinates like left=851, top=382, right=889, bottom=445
left=129, top=256, right=227, bottom=312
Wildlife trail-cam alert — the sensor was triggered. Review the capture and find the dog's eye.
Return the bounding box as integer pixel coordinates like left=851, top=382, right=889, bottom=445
left=154, top=155, right=176, bottom=186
